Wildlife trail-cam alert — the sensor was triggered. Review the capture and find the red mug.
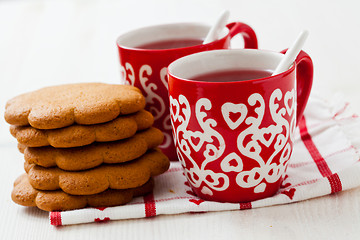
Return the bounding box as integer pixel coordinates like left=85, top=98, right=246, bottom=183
left=168, top=49, right=313, bottom=202
left=116, top=22, right=258, bottom=160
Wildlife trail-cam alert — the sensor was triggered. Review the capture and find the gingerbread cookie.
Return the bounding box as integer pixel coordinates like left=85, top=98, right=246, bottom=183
left=24, top=149, right=169, bottom=195
left=10, top=110, right=154, bottom=148
left=12, top=174, right=154, bottom=211
left=5, top=83, right=146, bottom=129
left=21, top=127, right=163, bottom=171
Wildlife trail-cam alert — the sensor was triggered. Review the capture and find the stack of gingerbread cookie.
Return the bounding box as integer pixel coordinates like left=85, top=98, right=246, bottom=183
left=5, top=83, right=170, bottom=211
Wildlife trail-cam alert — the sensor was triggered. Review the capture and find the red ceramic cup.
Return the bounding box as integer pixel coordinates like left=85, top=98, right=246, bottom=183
left=117, top=22, right=258, bottom=160
left=168, top=49, right=313, bottom=202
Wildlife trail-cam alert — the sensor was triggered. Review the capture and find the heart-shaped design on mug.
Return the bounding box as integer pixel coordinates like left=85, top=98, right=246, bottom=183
left=201, top=186, right=213, bottom=196
left=190, top=135, right=201, bottom=147
left=203, top=144, right=219, bottom=160
left=220, top=152, right=243, bottom=172
left=263, top=132, right=272, bottom=142
left=284, top=89, right=295, bottom=116
left=187, top=131, right=205, bottom=152
left=221, top=102, right=247, bottom=130
left=254, top=182, right=266, bottom=193
left=169, top=96, right=180, bottom=122
left=259, top=126, right=277, bottom=148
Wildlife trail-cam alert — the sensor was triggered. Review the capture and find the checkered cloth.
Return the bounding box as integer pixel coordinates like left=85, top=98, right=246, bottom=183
left=50, top=92, right=360, bottom=226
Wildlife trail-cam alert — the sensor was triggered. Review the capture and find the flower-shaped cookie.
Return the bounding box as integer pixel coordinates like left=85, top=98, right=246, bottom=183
left=25, top=149, right=169, bottom=195
left=21, top=127, right=163, bottom=171
left=5, top=83, right=146, bottom=129
left=12, top=174, right=154, bottom=211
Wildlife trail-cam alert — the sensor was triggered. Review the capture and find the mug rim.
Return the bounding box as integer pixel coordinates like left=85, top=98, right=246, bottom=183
left=168, top=49, right=295, bottom=84
left=116, top=22, right=230, bottom=52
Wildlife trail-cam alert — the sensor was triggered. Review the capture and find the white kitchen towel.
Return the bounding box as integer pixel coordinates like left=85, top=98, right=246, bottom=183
left=50, top=92, right=360, bottom=226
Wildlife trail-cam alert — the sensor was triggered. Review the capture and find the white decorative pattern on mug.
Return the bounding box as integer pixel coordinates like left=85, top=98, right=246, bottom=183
left=170, top=88, right=295, bottom=196
left=120, top=63, right=135, bottom=86
left=170, top=95, right=229, bottom=196
left=139, top=64, right=165, bottom=121
left=121, top=63, right=173, bottom=150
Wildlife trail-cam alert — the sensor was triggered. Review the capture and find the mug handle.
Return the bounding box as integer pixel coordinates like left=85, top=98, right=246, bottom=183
left=281, top=49, right=314, bottom=126
left=226, top=22, right=258, bottom=49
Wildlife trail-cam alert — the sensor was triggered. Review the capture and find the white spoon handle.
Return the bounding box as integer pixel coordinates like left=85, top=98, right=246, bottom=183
left=203, top=10, right=230, bottom=44
left=272, top=30, right=309, bottom=76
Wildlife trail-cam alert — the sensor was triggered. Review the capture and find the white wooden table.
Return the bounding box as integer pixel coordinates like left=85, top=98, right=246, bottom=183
left=1, top=0, right=360, bottom=239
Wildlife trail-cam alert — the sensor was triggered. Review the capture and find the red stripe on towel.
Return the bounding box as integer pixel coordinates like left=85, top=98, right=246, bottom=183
left=50, top=211, right=62, bottom=226
left=299, top=116, right=342, bottom=192
left=240, top=202, right=252, bottom=210
left=144, top=193, right=156, bottom=217
left=327, top=173, right=342, bottom=193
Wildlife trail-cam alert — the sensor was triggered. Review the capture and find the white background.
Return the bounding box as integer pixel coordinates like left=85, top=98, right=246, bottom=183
left=0, top=0, right=359, bottom=239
